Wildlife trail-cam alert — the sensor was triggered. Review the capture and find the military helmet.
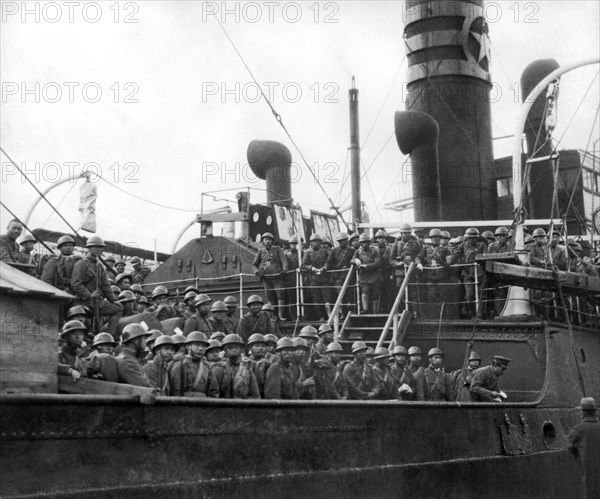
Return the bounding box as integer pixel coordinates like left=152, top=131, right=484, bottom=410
left=115, top=273, right=130, bottom=285
left=248, top=333, right=267, bottom=345
left=276, top=337, right=295, bottom=351
left=118, top=290, right=136, bottom=303
left=494, top=226, right=508, bottom=236
left=261, top=303, right=275, bottom=312
left=121, top=323, right=151, bottom=343
left=130, top=256, right=142, bottom=265
left=194, top=293, right=212, bottom=306
left=86, top=235, right=106, bottom=248
left=525, top=235, right=535, bottom=245
left=183, top=291, right=197, bottom=302
left=247, top=294, right=263, bottom=305
left=318, top=323, right=333, bottom=335
left=326, top=342, right=344, bottom=354
left=310, top=233, right=322, bottom=242
left=428, top=228, right=442, bottom=237
left=348, top=232, right=359, bottom=241
left=92, top=332, right=116, bottom=348
left=532, top=228, right=546, bottom=237
left=221, top=333, right=244, bottom=347
left=104, top=255, right=116, bottom=263
left=130, top=284, right=143, bottom=294
left=407, top=346, right=422, bottom=356
left=469, top=350, right=482, bottom=361
left=146, top=330, right=162, bottom=344
left=289, top=234, right=300, bottom=244
left=322, top=236, right=332, bottom=246
left=185, top=331, right=209, bottom=345
left=111, top=285, right=121, bottom=295
left=205, top=339, right=222, bottom=353
left=392, top=345, right=408, bottom=356
left=299, top=325, right=318, bottom=339
left=152, top=335, right=175, bottom=352
left=399, top=222, right=412, bottom=232
left=507, top=229, right=514, bottom=239
left=210, top=300, right=228, bottom=313
left=262, top=232, right=274, bottom=240
left=171, top=334, right=186, bottom=346
left=374, top=347, right=391, bottom=360
left=210, top=332, right=226, bottom=342
left=66, top=305, right=88, bottom=319
left=440, top=231, right=451, bottom=239
left=138, top=296, right=149, bottom=305
left=375, top=229, right=387, bottom=239
left=365, top=347, right=375, bottom=357
left=264, top=333, right=278, bottom=345
left=465, top=228, right=479, bottom=237
left=351, top=341, right=368, bottom=354
left=151, top=286, right=169, bottom=299
left=482, top=231, right=494, bottom=240
left=184, top=285, right=201, bottom=295
left=56, top=235, right=75, bottom=248
left=428, top=347, right=444, bottom=357
left=224, top=296, right=238, bottom=305
left=61, top=320, right=87, bottom=339
left=455, top=236, right=465, bottom=244
left=336, top=232, right=349, bottom=241
left=293, top=337, right=310, bottom=349
left=359, top=233, right=371, bottom=242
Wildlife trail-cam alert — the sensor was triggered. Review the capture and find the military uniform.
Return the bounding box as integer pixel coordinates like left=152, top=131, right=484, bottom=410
left=146, top=303, right=178, bottom=321
left=41, top=254, right=75, bottom=291
left=58, top=348, right=87, bottom=377
left=469, top=365, right=501, bottom=402
left=450, top=366, right=477, bottom=401
left=313, top=357, right=347, bottom=399
left=378, top=244, right=395, bottom=313
left=208, top=316, right=236, bottom=334
left=264, top=358, right=298, bottom=399
left=343, top=359, right=380, bottom=400
left=0, top=235, right=21, bottom=263
left=247, top=355, right=271, bottom=397
left=372, top=364, right=397, bottom=400
left=488, top=240, right=512, bottom=253
left=352, top=245, right=381, bottom=314
left=407, top=365, right=429, bottom=401
left=84, top=351, right=119, bottom=382
left=209, top=359, right=260, bottom=399
left=168, top=356, right=211, bottom=396
left=130, top=269, right=145, bottom=284
left=325, top=245, right=355, bottom=310
left=144, top=355, right=171, bottom=394
left=253, top=245, right=288, bottom=306
left=451, top=240, right=487, bottom=318
left=283, top=246, right=302, bottom=320
left=237, top=312, right=273, bottom=343
left=389, top=237, right=421, bottom=286
left=301, top=247, right=330, bottom=320
left=116, top=347, right=152, bottom=387
left=423, top=365, right=453, bottom=401
left=566, top=412, right=600, bottom=499
left=183, top=312, right=213, bottom=335
left=390, top=364, right=416, bottom=400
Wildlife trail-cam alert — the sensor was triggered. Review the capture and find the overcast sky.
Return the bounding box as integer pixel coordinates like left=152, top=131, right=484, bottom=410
left=1, top=0, right=599, bottom=253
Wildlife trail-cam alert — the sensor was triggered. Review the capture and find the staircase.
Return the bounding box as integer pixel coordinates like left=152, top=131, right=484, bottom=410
left=337, top=313, right=389, bottom=356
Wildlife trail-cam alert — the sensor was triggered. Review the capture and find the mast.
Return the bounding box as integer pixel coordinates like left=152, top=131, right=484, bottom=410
left=349, top=77, right=361, bottom=232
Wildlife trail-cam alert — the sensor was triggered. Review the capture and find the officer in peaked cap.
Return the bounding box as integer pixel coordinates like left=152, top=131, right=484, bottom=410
left=253, top=231, right=289, bottom=321
left=342, top=341, right=380, bottom=400
left=115, top=323, right=152, bottom=387
left=469, top=355, right=511, bottom=402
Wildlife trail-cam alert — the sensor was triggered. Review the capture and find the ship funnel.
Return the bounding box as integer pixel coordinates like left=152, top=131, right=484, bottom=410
left=247, top=140, right=293, bottom=206
left=520, top=59, right=560, bottom=219
left=394, top=111, right=442, bottom=221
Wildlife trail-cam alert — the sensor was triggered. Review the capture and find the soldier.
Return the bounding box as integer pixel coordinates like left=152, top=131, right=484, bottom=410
left=261, top=303, right=281, bottom=337
left=301, top=233, right=330, bottom=321
left=470, top=355, right=511, bottom=402
left=42, top=235, right=76, bottom=291
left=321, top=235, right=333, bottom=253
left=291, top=337, right=316, bottom=399
left=129, top=256, right=145, bottom=284
left=144, top=335, right=175, bottom=394
left=264, top=333, right=278, bottom=359
left=450, top=350, right=482, bottom=401
left=529, top=228, right=549, bottom=268
left=146, top=286, right=178, bottom=321
left=548, top=230, right=568, bottom=270
left=237, top=295, right=272, bottom=342
left=116, top=323, right=153, bottom=387
left=314, top=323, right=334, bottom=357
left=171, top=334, right=187, bottom=362
left=349, top=232, right=360, bottom=252
left=407, top=346, right=428, bottom=401
left=65, top=305, right=90, bottom=329
left=84, top=332, right=119, bottom=382
left=116, top=290, right=137, bottom=318
left=168, top=331, right=211, bottom=397
left=114, top=260, right=126, bottom=274
left=372, top=347, right=398, bottom=399
left=299, top=325, right=320, bottom=365
left=417, top=229, right=452, bottom=268
left=365, top=347, right=375, bottom=366
left=313, top=342, right=347, bottom=399
left=566, top=397, right=599, bottom=499
left=451, top=228, right=487, bottom=319
left=16, top=233, right=39, bottom=276
left=208, top=301, right=236, bottom=334
left=389, top=346, right=415, bottom=400
left=70, top=236, right=122, bottom=338
left=183, top=293, right=213, bottom=335
left=482, top=231, right=495, bottom=246
left=57, top=320, right=88, bottom=380
left=324, top=232, right=355, bottom=309
left=104, top=255, right=117, bottom=276
left=389, top=223, right=421, bottom=313
left=209, top=334, right=260, bottom=399
left=210, top=331, right=226, bottom=343
left=416, top=228, right=452, bottom=315
left=423, top=348, right=452, bottom=401
left=0, top=219, right=23, bottom=263
left=145, top=330, right=162, bottom=363
left=352, top=233, right=381, bottom=314
left=223, top=296, right=240, bottom=331
left=440, top=231, right=451, bottom=248
left=246, top=333, right=270, bottom=396
left=282, top=234, right=302, bottom=321
left=136, top=296, right=149, bottom=313
left=180, top=291, right=197, bottom=321
left=374, top=230, right=394, bottom=313
left=488, top=227, right=511, bottom=253
left=115, top=273, right=131, bottom=291
left=343, top=341, right=380, bottom=400
left=130, top=283, right=144, bottom=302
left=205, top=339, right=223, bottom=365
left=253, top=232, right=289, bottom=321
left=264, top=337, right=299, bottom=399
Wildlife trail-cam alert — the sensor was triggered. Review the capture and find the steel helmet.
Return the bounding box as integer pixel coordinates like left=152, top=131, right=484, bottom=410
left=374, top=347, right=391, bottom=360
left=205, top=339, right=222, bottom=352
left=210, top=332, right=226, bottom=342
left=264, top=333, right=278, bottom=345
left=115, top=260, right=126, bottom=267
left=310, top=233, right=323, bottom=242
left=289, top=234, right=300, bottom=244
left=399, top=223, right=412, bottom=232
left=318, top=323, right=333, bottom=335
left=507, top=229, right=514, bottom=239
left=440, top=231, right=451, bottom=239
left=247, top=295, right=263, bottom=305
left=351, top=341, right=368, bottom=354
left=532, top=228, right=546, bottom=237
left=348, top=233, right=359, bottom=241
left=375, top=230, right=387, bottom=239
left=465, top=228, right=479, bottom=237
left=248, top=333, right=267, bottom=345
left=171, top=334, right=186, bottom=346
left=293, top=337, right=310, bottom=349
left=151, top=286, right=169, bottom=299
left=455, top=236, right=465, bottom=244
left=152, top=335, right=175, bottom=352
left=428, top=228, right=442, bottom=237
left=138, top=296, right=149, bottom=305
left=66, top=305, right=88, bottom=319
left=224, top=296, right=238, bottom=305
left=61, top=320, right=86, bottom=339
left=16, top=233, right=36, bottom=245
left=469, top=351, right=482, bottom=361
left=194, top=293, right=212, bottom=306
left=428, top=347, right=444, bottom=357
left=525, top=235, right=535, bottom=244
left=130, top=256, right=142, bottom=265
left=210, top=301, right=228, bottom=313
left=221, top=334, right=244, bottom=347
left=365, top=347, right=375, bottom=357
left=262, top=232, right=274, bottom=240
left=336, top=232, right=349, bottom=241
left=276, top=337, right=295, bottom=351
left=185, top=331, right=209, bottom=345
left=359, top=233, right=371, bottom=243
left=92, top=332, right=116, bottom=348
left=146, top=330, right=162, bottom=344
left=482, top=231, right=494, bottom=240
left=118, top=290, right=136, bottom=303
left=183, top=291, right=197, bottom=302
left=392, top=345, right=408, bottom=356
left=104, top=255, right=115, bottom=263
left=494, top=226, right=508, bottom=236
left=322, top=236, right=332, bottom=245
left=261, top=303, right=275, bottom=312
left=121, top=323, right=151, bottom=343
left=111, top=285, right=121, bottom=295
left=407, top=346, right=422, bottom=356
left=184, top=285, right=201, bottom=295
left=130, top=284, right=143, bottom=294
left=326, top=342, right=344, bottom=353
left=86, top=235, right=106, bottom=248
left=299, top=325, right=318, bottom=339
left=56, top=235, right=75, bottom=248
left=115, top=273, right=130, bottom=285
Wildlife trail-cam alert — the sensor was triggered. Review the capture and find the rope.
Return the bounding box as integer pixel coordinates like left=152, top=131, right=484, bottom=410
left=39, top=178, right=79, bottom=228
left=0, top=201, right=55, bottom=253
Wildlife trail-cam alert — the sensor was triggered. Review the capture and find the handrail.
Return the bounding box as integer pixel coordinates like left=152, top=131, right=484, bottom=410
left=336, top=311, right=353, bottom=342
left=376, top=262, right=415, bottom=349
left=326, top=264, right=356, bottom=330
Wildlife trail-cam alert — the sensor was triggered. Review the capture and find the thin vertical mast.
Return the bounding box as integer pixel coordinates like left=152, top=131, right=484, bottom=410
left=349, top=76, right=361, bottom=232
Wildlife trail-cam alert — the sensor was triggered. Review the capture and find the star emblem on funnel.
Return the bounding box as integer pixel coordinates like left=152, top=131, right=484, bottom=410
left=463, top=16, right=491, bottom=72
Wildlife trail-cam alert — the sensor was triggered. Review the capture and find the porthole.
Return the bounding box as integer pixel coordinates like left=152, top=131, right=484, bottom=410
left=266, top=215, right=273, bottom=226
left=253, top=212, right=259, bottom=222
left=542, top=421, right=556, bottom=448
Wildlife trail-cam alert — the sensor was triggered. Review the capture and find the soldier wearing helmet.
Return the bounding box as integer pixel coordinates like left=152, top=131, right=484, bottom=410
left=144, top=335, right=175, bottom=394
left=253, top=232, right=289, bottom=322
left=0, top=219, right=23, bottom=264
left=488, top=227, right=512, bottom=253
left=482, top=231, right=495, bottom=245
left=178, top=291, right=197, bottom=321
left=205, top=339, right=223, bottom=364
left=136, top=295, right=149, bottom=313
left=183, top=294, right=213, bottom=335
left=236, top=295, right=273, bottom=342
left=71, top=236, right=122, bottom=338
left=314, top=323, right=334, bottom=357
left=209, top=334, right=260, bottom=399
left=168, top=331, right=211, bottom=396
left=417, top=228, right=452, bottom=269
left=58, top=320, right=88, bottom=381
left=145, top=286, right=178, bottom=321
left=389, top=346, right=415, bottom=400
left=324, top=231, right=356, bottom=309
left=548, top=229, right=568, bottom=271
left=129, top=256, right=145, bottom=284
left=374, top=230, right=394, bottom=313
left=313, top=342, right=348, bottom=399
left=263, top=333, right=279, bottom=359
left=41, top=234, right=76, bottom=291
left=115, top=273, right=132, bottom=291
left=261, top=303, right=281, bottom=337
left=301, top=233, right=331, bottom=321
left=208, top=301, right=236, bottom=334
left=223, top=296, right=240, bottom=331
left=423, top=348, right=452, bottom=401
left=14, top=232, right=38, bottom=276
left=352, top=232, right=382, bottom=314
left=115, top=323, right=152, bottom=387
left=440, top=231, right=451, bottom=247
left=342, top=341, right=380, bottom=400
left=349, top=232, right=360, bottom=251
left=406, top=346, right=428, bottom=401
left=117, top=290, right=137, bottom=318
left=290, top=337, right=316, bottom=399
left=389, top=223, right=421, bottom=295
left=450, top=350, right=482, bottom=401
left=264, top=337, right=299, bottom=399
left=171, top=334, right=187, bottom=361
left=246, top=333, right=271, bottom=397
left=84, top=332, right=119, bottom=382
left=371, top=348, right=397, bottom=399
left=282, top=234, right=302, bottom=321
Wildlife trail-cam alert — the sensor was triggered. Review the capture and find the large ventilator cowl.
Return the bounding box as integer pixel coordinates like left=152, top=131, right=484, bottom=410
left=395, top=110, right=442, bottom=222
left=247, top=140, right=293, bottom=206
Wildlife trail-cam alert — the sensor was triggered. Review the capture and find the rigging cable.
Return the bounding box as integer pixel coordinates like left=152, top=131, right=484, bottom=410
left=0, top=200, right=55, bottom=254
left=39, top=177, right=79, bottom=229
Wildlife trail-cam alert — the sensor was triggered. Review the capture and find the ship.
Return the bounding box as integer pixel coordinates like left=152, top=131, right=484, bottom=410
left=1, top=1, right=599, bottom=498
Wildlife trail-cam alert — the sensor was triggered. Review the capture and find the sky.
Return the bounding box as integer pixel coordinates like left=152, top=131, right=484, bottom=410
left=1, top=0, right=599, bottom=254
